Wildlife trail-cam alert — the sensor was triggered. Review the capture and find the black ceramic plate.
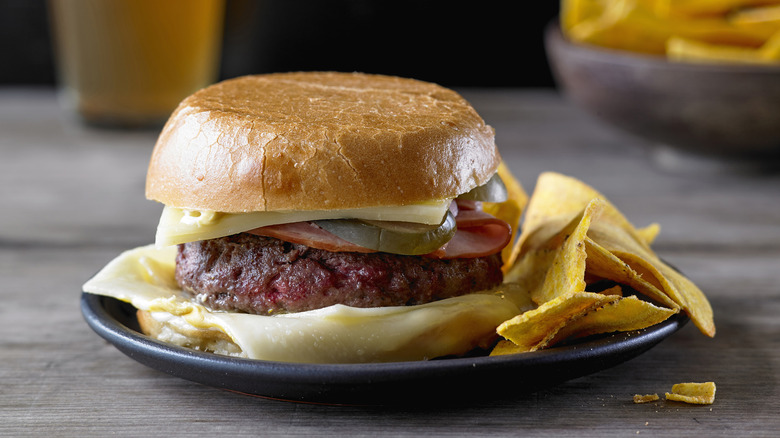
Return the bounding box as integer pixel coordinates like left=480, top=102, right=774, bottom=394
left=81, top=292, right=687, bottom=405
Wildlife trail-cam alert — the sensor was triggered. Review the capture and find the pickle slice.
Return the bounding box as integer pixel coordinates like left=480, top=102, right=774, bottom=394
left=316, top=211, right=456, bottom=255
left=457, top=173, right=508, bottom=202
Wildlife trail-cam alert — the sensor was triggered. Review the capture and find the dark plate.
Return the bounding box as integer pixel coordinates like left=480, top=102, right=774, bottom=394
left=81, top=292, right=687, bottom=405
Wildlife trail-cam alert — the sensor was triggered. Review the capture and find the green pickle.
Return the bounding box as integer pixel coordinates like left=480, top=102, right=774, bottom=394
left=316, top=174, right=504, bottom=255
left=316, top=211, right=456, bottom=255
left=456, top=173, right=507, bottom=202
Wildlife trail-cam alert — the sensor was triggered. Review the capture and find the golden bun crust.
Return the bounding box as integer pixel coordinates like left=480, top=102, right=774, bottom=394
left=146, top=72, right=500, bottom=212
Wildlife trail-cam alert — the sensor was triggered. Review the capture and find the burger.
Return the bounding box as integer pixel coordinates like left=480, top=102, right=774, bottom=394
left=83, top=72, right=528, bottom=363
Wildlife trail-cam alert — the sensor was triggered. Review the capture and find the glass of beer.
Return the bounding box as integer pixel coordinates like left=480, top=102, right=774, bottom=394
left=49, top=0, right=225, bottom=128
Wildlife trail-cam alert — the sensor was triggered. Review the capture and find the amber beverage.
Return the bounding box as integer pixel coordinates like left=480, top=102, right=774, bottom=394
left=49, top=0, right=225, bottom=128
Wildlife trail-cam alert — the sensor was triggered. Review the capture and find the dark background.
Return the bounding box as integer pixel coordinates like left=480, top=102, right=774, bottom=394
left=0, top=0, right=560, bottom=88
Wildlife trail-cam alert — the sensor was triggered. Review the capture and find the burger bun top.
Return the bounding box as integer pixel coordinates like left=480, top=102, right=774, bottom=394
left=146, top=72, right=500, bottom=213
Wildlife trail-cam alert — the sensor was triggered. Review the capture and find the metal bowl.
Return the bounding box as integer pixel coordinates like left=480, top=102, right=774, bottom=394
left=545, top=23, right=780, bottom=160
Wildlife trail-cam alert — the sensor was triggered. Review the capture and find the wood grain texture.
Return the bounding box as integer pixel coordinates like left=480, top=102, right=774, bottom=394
left=2, top=88, right=779, bottom=437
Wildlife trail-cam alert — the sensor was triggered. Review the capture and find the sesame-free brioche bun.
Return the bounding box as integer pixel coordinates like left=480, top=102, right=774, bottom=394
left=145, top=72, right=500, bottom=213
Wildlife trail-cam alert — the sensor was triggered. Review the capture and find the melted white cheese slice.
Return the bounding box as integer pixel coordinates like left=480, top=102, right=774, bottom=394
left=155, top=199, right=453, bottom=247
left=82, top=245, right=532, bottom=363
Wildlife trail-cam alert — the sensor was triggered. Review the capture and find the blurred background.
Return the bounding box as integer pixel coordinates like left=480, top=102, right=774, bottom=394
left=0, top=0, right=559, bottom=89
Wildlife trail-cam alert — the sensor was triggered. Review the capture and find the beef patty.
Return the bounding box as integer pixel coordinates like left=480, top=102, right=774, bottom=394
left=175, top=233, right=504, bottom=314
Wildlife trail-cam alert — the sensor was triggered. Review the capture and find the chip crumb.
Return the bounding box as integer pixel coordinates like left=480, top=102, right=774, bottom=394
left=633, top=393, right=660, bottom=403
left=665, top=382, right=716, bottom=405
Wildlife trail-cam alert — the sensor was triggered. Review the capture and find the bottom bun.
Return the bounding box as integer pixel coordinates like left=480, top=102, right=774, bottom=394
left=83, top=245, right=532, bottom=363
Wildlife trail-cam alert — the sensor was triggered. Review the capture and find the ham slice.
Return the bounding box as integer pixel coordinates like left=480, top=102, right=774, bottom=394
left=247, top=221, right=375, bottom=253
left=247, top=203, right=511, bottom=259
left=439, top=209, right=511, bottom=259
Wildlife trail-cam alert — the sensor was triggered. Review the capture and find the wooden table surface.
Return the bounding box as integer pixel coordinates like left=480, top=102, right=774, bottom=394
left=2, top=87, right=779, bottom=437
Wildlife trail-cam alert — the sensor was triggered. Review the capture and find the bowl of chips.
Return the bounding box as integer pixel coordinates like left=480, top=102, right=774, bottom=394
left=545, top=0, right=780, bottom=160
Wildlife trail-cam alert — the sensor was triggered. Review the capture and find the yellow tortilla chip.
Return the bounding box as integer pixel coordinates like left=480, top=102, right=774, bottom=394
left=492, top=294, right=675, bottom=355
left=665, top=382, right=717, bottom=404
left=598, top=284, right=624, bottom=297
left=496, top=172, right=713, bottom=356
left=636, top=223, right=661, bottom=246
left=591, top=228, right=713, bottom=336
left=504, top=197, right=600, bottom=297
left=667, top=35, right=776, bottom=64
left=490, top=339, right=530, bottom=356
left=503, top=249, right=555, bottom=304
left=565, top=0, right=779, bottom=54
left=508, top=174, right=638, bottom=271
left=561, top=0, right=608, bottom=32
left=760, top=29, right=780, bottom=59
left=494, top=292, right=621, bottom=353
left=500, top=198, right=655, bottom=354
left=729, top=3, right=780, bottom=24
left=584, top=238, right=678, bottom=310
left=633, top=393, right=660, bottom=403
left=592, top=237, right=714, bottom=337
left=531, top=199, right=602, bottom=304
left=567, top=0, right=673, bottom=54
left=660, top=0, right=780, bottom=18
left=518, top=173, right=653, bottom=255
left=512, top=172, right=714, bottom=337
left=548, top=295, right=678, bottom=345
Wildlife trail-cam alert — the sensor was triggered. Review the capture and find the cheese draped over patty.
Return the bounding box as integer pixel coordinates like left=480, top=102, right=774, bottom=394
left=155, top=199, right=453, bottom=247
left=83, top=245, right=532, bottom=363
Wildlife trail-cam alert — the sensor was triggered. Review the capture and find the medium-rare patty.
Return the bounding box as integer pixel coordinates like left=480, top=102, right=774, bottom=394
left=176, top=233, right=504, bottom=314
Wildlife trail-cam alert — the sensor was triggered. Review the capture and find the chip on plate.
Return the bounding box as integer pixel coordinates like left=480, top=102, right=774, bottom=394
left=548, top=295, right=677, bottom=346
left=493, top=292, right=621, bottom=354
left=494, top=172, right=713, bottom=356
left=514, top=172, right=714, bottom=337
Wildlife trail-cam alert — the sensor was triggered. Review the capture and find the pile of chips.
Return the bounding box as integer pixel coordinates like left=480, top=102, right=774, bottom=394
left=490, top=172, right=715, bottom=355
left=562, top=0, right=780, bottom=64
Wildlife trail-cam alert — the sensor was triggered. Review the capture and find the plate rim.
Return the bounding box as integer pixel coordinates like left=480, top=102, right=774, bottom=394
left=81, top=292, right=688, bottom=403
